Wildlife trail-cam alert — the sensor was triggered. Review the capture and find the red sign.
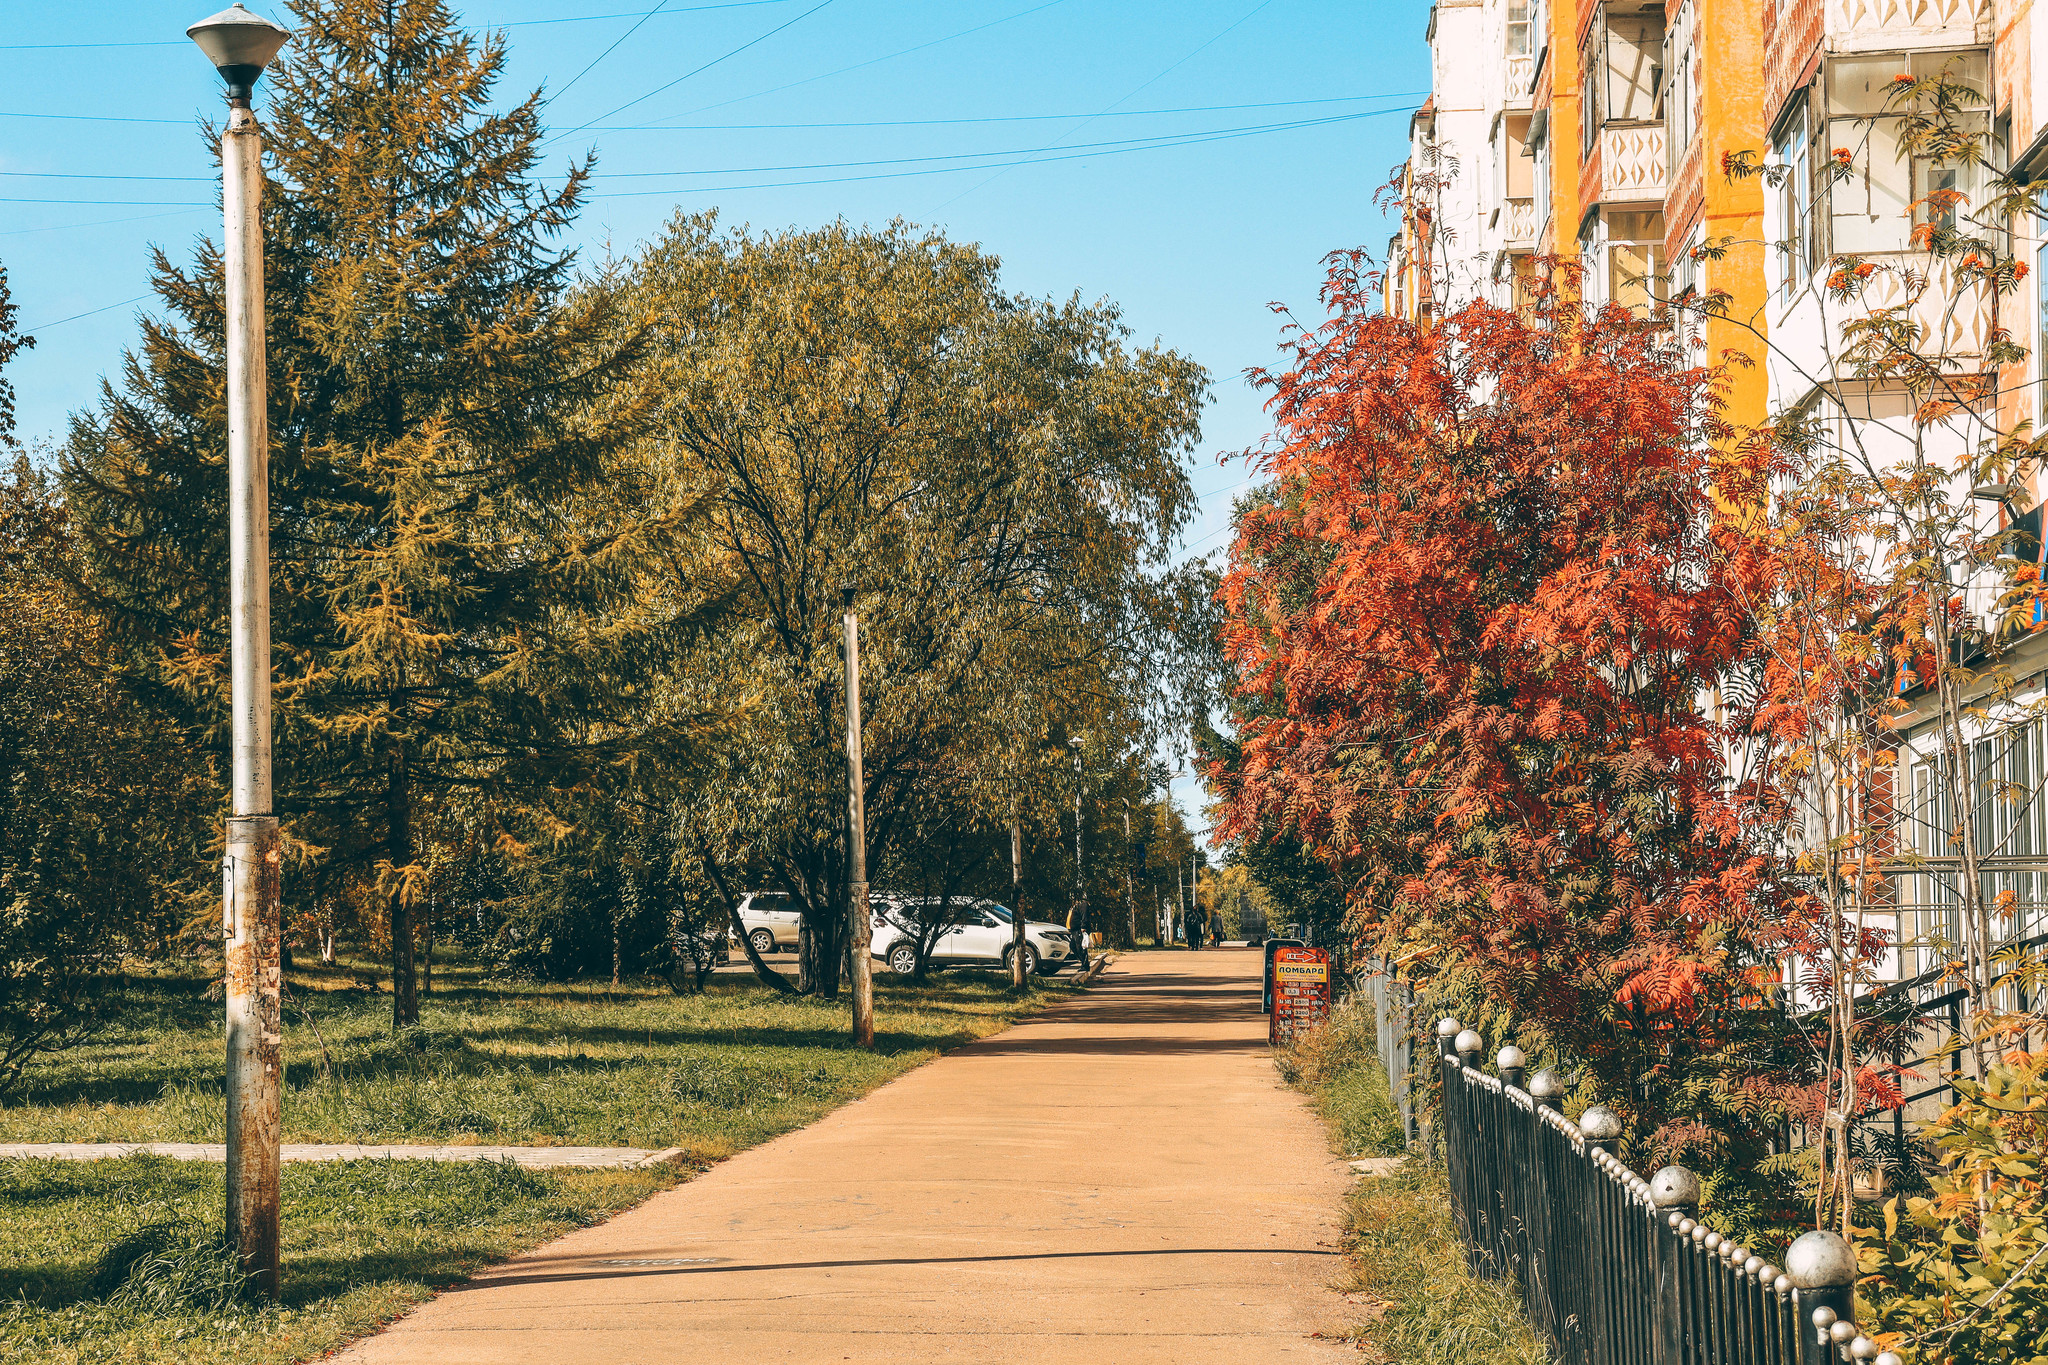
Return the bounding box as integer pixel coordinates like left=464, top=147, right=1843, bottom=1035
left=1269, top=947, right=1332, bottom=1045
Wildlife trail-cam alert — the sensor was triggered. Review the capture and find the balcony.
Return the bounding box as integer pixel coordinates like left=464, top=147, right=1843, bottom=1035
left=1505, top=54, right=1534, bottom=104
left=1599, top=124, right=1667, bottom=203
left=1504, top=197, right=1537, bottom=247
left=1827, top=0, right=1989, bottom=46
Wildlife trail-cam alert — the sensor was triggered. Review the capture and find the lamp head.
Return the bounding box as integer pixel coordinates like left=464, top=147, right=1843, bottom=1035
left=187, top=3, right=289, bottom=105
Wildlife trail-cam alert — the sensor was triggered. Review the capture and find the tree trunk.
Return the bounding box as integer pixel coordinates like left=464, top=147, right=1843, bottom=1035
left=422, top=900, right=433, bottom=996
left=388, top=751, right=418, bottom=1029
left=799, top=910, right=842, bottom=998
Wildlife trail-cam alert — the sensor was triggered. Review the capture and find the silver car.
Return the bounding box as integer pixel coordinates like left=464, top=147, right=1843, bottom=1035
left=736, top=891, right=802, bottom=955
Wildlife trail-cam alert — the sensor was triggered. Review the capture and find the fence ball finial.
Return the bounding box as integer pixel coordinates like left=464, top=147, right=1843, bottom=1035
left=1527, top=1068, right=1565, bottom=1110
left=1496, top=1044, right=1526, bottom=1069
left=1454, top=1028, right=1483, bottom=1057
left=1437, top=1017, right=1463, bottom=1038
left=1830, top=1322, right=1858, bottom=1348
left=1873, top=1354, right=1903, bottom=1365
left=1849, top=1337, right=1879, bottom=1360
left=1578, top=1104, right=1623, bottom=1144
left=1784, top=1230, right=1857, bottom=1289
left=1648, top=1165, right=1700, bottom=1209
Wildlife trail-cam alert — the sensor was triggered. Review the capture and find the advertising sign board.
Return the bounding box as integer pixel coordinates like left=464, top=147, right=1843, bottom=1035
left=1269, top=946, right=1331, bottom=1045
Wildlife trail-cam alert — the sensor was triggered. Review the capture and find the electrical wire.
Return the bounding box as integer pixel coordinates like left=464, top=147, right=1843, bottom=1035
left=0, top=1, right=798, bottom=48
left=0, top=208, right=206, bottom=238
left=585, top=106, right=1399, bottom=197
left=638, top=0, right=1077, bottom=125
left=0, top=111, right=189, bottom=124
left=551, top=1, right=677, bottom=101
left=544, top=0, right=840, bottom=146
left=589, top=92, right=1425, bottom=132
left=0, top=102, right=1401, bottom=207
left=939, top=0, right=1277, bottom=209
left=0, top=172, right=209, bottom=181
left=19, top=294, right=152, bottom=333
left=588, top=110, right=1395, bottom=179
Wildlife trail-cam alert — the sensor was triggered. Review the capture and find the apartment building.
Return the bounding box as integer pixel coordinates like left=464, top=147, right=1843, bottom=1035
left=1386, top=0, right=2048, bottom=1000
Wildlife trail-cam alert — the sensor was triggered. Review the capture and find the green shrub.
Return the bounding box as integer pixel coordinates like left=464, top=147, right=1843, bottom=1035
left=1855, top=1054, right=2048, bottom=1365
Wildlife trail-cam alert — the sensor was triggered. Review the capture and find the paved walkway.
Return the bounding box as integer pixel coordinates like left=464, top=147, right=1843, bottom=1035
left=0, top=1143, right=679, bottom=1169
left=337, top=950, right=1351, bottom=1364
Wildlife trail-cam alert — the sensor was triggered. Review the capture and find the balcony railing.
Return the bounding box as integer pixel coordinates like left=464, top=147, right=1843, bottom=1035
left=1504, top=197, right=1537, bottom=247
left=1827, top=0, right=1988, bottom=43
left=1505, top=54, right=1534, bottom=103
left=1599, top=123, right=1667, bottom=202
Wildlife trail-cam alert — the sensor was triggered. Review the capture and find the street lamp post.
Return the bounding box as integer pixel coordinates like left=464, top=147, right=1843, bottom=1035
left=188, top=0, right=289, bottom=1298
left=841, top=584, right=875, bottom=1048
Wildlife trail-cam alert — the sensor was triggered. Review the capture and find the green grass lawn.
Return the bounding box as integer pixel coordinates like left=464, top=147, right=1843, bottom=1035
left=0, top=957, right=1080, bottom=1364
left=1, top=957, right=1078, bottom=1155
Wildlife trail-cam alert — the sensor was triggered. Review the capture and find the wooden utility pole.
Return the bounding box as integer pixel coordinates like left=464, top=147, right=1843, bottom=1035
left=1010, top=809, right=1028, bottom=987
left=842, top=585, right=875, bottom=1048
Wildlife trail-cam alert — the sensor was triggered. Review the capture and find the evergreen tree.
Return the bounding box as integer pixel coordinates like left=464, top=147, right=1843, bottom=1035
left=63, top=0, right=698, bottom=1027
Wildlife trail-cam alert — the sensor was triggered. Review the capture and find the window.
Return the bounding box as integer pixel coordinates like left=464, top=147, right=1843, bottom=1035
left=1506, top=0, right=1532, bottom=57
left=1504, top=114, right=1534, bottom=199
left=1663, top=1, right=1696, bottom=178
left=1605, top=13, right=1663, bottom=123
left=1776, top=94, right=1818, bottom=298
left=1609, top=209, right=1667, bottom=313
left=1827, top=50, right=1990, bottom=255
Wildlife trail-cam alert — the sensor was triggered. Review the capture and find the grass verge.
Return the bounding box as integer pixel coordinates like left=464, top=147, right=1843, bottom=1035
left=0, top=958, right=1081, bottom=1363
left=1276, top=995, right=1550, bottom=1365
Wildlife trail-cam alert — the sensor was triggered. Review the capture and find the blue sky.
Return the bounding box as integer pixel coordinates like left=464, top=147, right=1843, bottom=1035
left=1, top=0, right=1427, bottom=826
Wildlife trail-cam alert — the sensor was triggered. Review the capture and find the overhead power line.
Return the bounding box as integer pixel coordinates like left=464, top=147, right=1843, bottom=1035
left=590, top=111, right=1399, bottom=179
left=20, top=294, right=152, bottom=333
left=649, top=0, right=1077, bottom=124
left=0, top=207, right=207, bottom=237
left=0, top=2, right=797, bottom=48
left=551, top=1, right=677, bottom=101
left=545, top=0, right=841, bottom=146
left=0, top=104, right=1400, bottom=208
left=592, top=92, right=1424, bottom=132
left=0, top=110, right=189, bottom=124
left=586, top=107, right=1400, bottom=198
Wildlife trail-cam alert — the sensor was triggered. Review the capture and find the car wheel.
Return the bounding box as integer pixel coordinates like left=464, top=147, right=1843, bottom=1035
left=1005, top=943, right=1039, bottom=977
left=887, top=942, right=919, bottom=975
left=749, top=929, right=775, bottom=956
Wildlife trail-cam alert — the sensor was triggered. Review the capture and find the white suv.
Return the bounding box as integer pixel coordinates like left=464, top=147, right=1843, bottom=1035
left=871, top=899, right=1072, bottom=976
left=736, top=891, right=802, bottom=955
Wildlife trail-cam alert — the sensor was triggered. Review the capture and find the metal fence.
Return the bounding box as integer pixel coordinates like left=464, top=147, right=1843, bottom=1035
left=1435, top=1022, right=1894, bottom=1365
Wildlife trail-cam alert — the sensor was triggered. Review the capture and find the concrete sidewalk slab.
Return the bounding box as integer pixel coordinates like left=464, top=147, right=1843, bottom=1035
left=0, top=1143, right=681, bottom=1169
left=335, top=951, right=1353, bottom=1364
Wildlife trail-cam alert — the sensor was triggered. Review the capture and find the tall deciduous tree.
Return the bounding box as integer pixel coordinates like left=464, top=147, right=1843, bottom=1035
left=623, top=216, right=1208, bottom=995
left=63, top=0, right=701, bottom=1027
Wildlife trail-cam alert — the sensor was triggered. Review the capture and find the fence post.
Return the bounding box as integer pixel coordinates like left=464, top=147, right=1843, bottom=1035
left=1579, top=1106, right=1623, bottom=1365
left=1787, top=1231, right=1858, bottom=1365
left=1648, top=1165, right=1699, bottom=1365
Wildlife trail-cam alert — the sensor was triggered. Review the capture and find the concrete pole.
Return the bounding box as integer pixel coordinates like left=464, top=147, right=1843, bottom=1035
left=1009, top=809, right=1027, bottom=988
left=221, top=95, right=281, bottom=1297
left=842, top=587, right=874, bottom=1048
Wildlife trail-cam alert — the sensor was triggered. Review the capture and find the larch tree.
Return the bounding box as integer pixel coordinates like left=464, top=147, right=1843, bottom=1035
left=62, top=0, right=703, bottom=1028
